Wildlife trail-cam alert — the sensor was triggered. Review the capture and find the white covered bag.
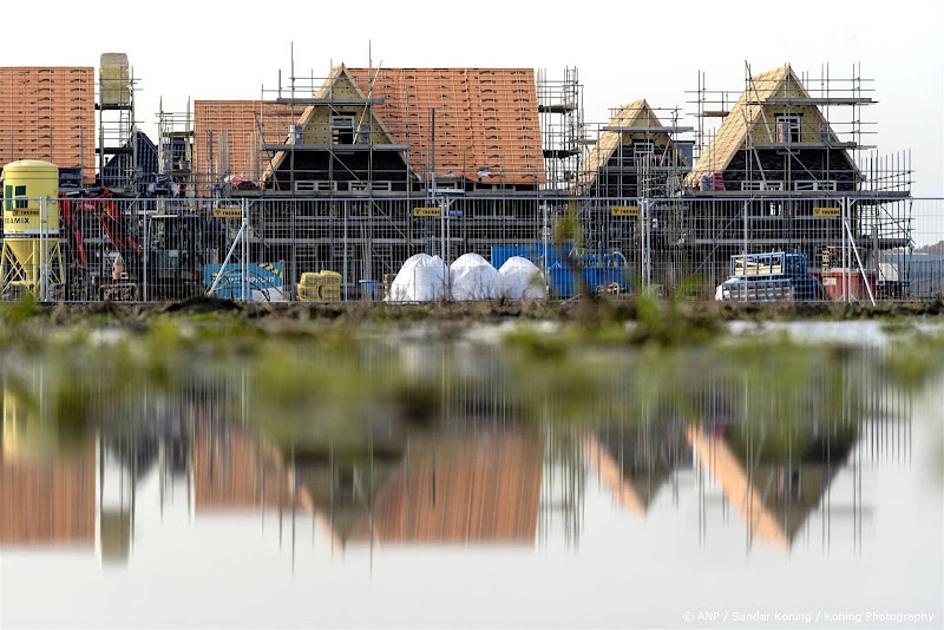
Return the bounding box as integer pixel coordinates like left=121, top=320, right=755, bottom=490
left=497, top=256, right=546, bottom=300
left=449, top=253, right=498, bottom=301
left=386, top=253, right=447, bottom=302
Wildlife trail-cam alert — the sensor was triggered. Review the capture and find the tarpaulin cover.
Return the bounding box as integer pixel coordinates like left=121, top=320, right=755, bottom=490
left=449, top=253, right=498, bottom=301
left=386, top=253, right=447, bottom=302
left=497, top=256, right=546, bottom=300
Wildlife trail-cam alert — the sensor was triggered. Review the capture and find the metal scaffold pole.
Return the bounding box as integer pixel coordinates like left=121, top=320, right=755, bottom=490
left=542, top=202, right=549, bottom=295
left=143, top=213, right=149, bottom=302
left=241, top=198, right=249, bottom=301
left=343, top=199, right=349, bottom=302
left=39, top=196, right=47, bottom=302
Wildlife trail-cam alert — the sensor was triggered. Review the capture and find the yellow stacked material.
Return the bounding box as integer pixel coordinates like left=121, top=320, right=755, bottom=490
left=319, top=271, right=342, bottom=302
left=296, top=270, right=342, bottom=302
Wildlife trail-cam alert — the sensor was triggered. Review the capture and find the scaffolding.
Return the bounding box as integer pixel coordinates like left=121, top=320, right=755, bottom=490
left=687, top=62, right=911, bottom=194
left=580, top=103, right=693, bottom=199
left=97, top=54, right=138, bottom=192
left=537, top=67, right=585, bottom=192
left=157, top=98, right=194, bottom=195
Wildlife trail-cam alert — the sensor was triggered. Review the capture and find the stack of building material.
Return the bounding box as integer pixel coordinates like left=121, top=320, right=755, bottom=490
left=0, top=67, right=95, bottom=184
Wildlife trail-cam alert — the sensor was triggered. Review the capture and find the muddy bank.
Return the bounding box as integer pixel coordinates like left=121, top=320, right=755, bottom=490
left=30, top=295, right=944, bottom=325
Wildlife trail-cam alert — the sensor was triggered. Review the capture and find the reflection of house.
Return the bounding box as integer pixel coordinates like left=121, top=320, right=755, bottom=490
left=0, top=438, right=96, bottom=546
left=685, top=423, right=854, bottom=550
left=584, top=425, right=686, bottom=515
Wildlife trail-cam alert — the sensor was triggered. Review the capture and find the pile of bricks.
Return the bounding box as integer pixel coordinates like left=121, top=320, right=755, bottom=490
left=0, top=67, right=95, bottom=183
left=349, top=68, right=543, bottom=186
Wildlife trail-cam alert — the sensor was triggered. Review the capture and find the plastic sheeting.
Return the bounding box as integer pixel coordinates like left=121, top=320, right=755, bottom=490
left=449, top=253, right=498, bottom=301
left=386, top=253, right=447, bottom=302
left=497, top=256, right=546, bottom=300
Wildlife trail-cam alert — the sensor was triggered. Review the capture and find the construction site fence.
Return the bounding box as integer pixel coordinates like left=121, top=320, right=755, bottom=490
left=2, top=194, right=942, bottom=304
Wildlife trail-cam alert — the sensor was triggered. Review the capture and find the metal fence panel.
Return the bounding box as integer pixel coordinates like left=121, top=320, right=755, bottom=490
left=1, top=193, right=940, bottom=304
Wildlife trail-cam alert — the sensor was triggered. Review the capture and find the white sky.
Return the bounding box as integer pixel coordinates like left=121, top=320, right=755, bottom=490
left=3, top=0, right=942, bottom=197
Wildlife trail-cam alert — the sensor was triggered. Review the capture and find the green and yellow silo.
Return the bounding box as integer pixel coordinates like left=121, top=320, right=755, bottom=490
left=0, top=160, right=63, bottom=297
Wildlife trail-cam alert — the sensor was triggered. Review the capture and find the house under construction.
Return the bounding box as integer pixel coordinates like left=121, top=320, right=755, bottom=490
left=666, top=63, right=913, bottom=296
left=0, top=53, right=923, bottom=302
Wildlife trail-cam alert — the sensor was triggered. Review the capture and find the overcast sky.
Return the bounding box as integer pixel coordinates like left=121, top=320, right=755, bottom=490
left=3, top=0, right=942, bottom=196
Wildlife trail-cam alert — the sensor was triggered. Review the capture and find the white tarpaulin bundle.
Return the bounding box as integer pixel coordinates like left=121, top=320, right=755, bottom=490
left=497, top=256, right=546, bottom=300
left=449, top=253, right=498, bottom=301
left=386, top=253, right=447, bottom=302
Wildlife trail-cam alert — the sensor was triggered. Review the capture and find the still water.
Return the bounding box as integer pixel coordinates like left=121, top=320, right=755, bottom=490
left=1, top=325, right=941, bottom=629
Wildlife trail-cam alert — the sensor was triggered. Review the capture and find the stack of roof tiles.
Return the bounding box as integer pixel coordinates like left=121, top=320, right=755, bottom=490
left=193, top=100, right=297, bottom=193
left=348, top=67, right=544, bottom=186
left=0, top=67, right=95, bottom=183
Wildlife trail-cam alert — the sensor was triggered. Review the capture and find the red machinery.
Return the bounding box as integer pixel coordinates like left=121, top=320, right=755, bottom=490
left=60, top=188, right=144, bottom=300
left=60, top=189, right=208, bottom=302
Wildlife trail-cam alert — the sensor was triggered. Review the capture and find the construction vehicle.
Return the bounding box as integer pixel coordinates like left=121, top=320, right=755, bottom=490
left=60, top=189, right=206, bottom=301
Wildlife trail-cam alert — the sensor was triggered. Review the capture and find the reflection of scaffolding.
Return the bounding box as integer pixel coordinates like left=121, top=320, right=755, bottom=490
left=537, top=67, right=584, bottom=191
left=539, top=427, right=585, bottom=547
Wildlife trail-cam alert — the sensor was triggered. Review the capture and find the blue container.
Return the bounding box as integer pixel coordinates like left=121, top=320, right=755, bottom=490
left=549, top=261, right=575, bottom=298
left=358, top=279, right=382, bottom=301
left=490, top=242, right=573, bottom=271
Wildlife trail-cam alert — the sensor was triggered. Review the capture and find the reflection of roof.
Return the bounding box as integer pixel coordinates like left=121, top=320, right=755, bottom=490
left=192, top=424, right=311, bottom=512
left=192, top=423, right=543, bottom=545
left=347, top=67, right=544, bottom=185
left=584, top=427, right=678, bottom=515
left=0, top=439, right=96, bottom=546
left=347, top=431, right=544, bottom=543
left=579, top=99, right=668, bottom=187
left=685, top=424, right=851, bottom=550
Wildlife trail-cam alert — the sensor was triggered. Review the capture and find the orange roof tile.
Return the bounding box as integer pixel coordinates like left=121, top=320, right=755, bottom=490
left=193, top=100, right=299, bottom=193
left=348, top=67, right=544, bottom=185
left=0, top=67, right=95, bottom=184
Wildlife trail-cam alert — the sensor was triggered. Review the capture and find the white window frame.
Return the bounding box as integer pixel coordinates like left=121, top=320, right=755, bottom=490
left=775, top=113, right=802, bottom=144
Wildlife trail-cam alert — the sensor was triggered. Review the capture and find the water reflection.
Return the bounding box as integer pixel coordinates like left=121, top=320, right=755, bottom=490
left=0, top=344, right=942, bottom=626
left=1, top=343, right=921, bottom=564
